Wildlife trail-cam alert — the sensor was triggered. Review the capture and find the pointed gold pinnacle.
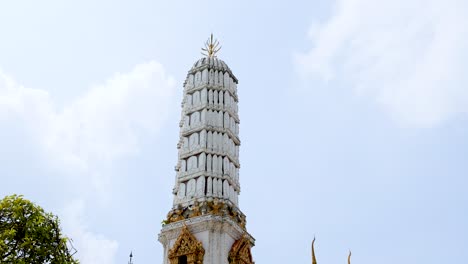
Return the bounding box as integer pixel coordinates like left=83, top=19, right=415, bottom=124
left=201, top=33, right=221, bottom=58
left=311, top=237, right=317, bottom=264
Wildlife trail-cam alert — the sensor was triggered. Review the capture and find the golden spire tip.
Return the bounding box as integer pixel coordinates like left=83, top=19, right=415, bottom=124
left=312, top=237, right=317, bottom=264
left=201, top=33, right=221, bottom=58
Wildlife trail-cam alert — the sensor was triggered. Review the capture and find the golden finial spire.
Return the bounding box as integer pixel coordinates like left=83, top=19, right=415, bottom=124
left=348, top=250, right=352, bottom=264
left=312, top=237, right=317, bottom=264
left=201, top=33, right=221, bottom=58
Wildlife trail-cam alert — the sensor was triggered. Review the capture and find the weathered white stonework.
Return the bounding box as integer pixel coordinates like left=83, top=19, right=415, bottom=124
left=172, top=57, right=242, bottom=207
left=159, top=56, right=254, bottom=264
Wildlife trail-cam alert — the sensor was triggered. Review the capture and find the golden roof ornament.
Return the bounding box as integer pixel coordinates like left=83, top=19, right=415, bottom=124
left=311, top=237, right=352, bottom=264
left=312, top=237, right=317, bottom=264
left=201, top=33, right=221, bottom=58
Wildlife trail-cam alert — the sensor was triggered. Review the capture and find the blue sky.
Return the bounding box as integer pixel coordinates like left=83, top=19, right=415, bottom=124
left=1, top=0, right=467, bottom=263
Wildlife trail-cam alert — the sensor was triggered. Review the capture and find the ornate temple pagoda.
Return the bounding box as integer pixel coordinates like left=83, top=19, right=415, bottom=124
left=158, top=35, right=255, bottom=264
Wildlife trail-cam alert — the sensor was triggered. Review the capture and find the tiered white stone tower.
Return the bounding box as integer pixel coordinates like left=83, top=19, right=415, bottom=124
left=158, top=38, right=255, bottom=264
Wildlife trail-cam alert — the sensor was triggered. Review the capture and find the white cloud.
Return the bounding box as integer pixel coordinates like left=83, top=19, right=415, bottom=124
left=0, top=61, right=175, bottom=195
left=295, top=0, right=468, bottom=127
left=61, top=200, right=119, bottom=264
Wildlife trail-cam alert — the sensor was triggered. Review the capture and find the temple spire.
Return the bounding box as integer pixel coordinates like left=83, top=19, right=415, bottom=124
left=312, top=237, right=317, bottom=264
left=348, top=250, right=352, bottom=264
left=159, top=41, right=254, bottom=264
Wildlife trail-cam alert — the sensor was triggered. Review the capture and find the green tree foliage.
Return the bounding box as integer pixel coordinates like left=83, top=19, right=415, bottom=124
left=0, top=195, right=79, bottom=263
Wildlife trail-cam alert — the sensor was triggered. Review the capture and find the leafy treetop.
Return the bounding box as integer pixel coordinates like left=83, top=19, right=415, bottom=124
left=0, top=195, right=79, bottom=263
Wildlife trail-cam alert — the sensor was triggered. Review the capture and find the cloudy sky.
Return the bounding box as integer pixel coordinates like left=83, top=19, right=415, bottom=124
left=1, top=0, right=467, bottom=263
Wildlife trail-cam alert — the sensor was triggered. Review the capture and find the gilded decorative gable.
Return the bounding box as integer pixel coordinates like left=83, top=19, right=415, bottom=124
left=228, top=236, right=254, bottom=264
left=168, top=226, right=204, bottom=264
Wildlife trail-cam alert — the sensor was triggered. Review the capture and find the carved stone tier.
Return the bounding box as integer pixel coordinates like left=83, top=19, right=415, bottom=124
left=184, top=85, right=239, bottom=104
left=180, top=125, right=240, bottom=147
left=186, top=57, right=238, bottom=83
left=164, top=198, right=246, bottom=227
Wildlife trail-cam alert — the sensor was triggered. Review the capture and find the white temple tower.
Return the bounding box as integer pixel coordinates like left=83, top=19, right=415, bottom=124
left=158, top=35, right=255, bottom=264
